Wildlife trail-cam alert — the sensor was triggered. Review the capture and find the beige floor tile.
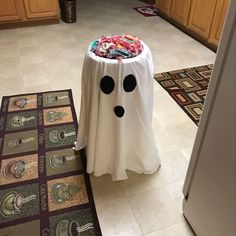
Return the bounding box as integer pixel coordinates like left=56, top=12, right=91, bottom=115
left=48, top=69, right=76, bottom=90
left=122, top=170, right=163, bottom=197
left=158, top=151, right=189, bottom=185
left=23, top=83, right=52, bottom=94
left=41, top=48, right=65, bottom=62
left=0, top=41, right=20, bottom=59
left=90, top=174, right=125, bottom=204
left=0, top=29, right=18, bottom=43
left=21, top=62, right=46, bottom=75
left=18, top=32, right=39, bottom=49
left=154, top=106, right=187, bottom=126
left=21, top=63, right=49, bottom=87
left=181, top=145, right=194, bottom=162
left=34, top=28, right=57, bottom=42
left=0, top=87, right=24, bottom=98
left=55, top=32, right=77, bottom=44
left=61, top=47, right=83, bottom=60
left=164, top=180, right=185, bottom=212
left=96, top=197, right=142, bottom=236
left=0, top=57, right=21, bottom=79
left=157, top=124, right=196, bottom=154
left=44, top=58, right=70, bottom=73
left=187, top=40, right=215, bottom=58
left=128, top=186, right=183, bottom=234
left=17, top=27, right=36, bottom=35
left=66, top=56, right=85, bottom=68
left=153, top=131, right=177, bottom=155
left=23, top=74, right=50, bottom=88
left=20, top=46, right=44, bottom=66
left=144, top=221, right=194, bottom=236
left=0, top=76, right=23, bottom=92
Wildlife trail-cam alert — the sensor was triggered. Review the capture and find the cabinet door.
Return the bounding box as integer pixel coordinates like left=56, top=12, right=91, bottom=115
left=209, top=0, right=229, bottom=46
left=170, top=0, right=191, bottom=26
left=23, top=0, right=59, bottom=19
left=188, top=0, right=217, bottom=39
left=155, top=0, right=171, bottom=16
left=0, top=0, right=23, bottom=21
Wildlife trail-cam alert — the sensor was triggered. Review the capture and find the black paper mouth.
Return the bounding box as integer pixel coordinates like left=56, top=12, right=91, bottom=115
left=114, top=106, right=125, bottom=118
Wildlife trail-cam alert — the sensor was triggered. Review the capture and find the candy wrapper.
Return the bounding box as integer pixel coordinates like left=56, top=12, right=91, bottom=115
left=90, top=35, right=143, bottom=59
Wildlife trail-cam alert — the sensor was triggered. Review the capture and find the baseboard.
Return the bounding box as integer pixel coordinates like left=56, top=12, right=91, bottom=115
left=0, top=18, right=59, bottom=30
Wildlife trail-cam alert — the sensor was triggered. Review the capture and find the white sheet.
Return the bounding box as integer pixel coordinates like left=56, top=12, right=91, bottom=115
left=75, top=42, right=161, bottom=180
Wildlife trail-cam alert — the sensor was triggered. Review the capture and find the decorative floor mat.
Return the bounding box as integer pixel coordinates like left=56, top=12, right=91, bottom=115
left=155, top=64, right=213, bottom=125
left=133, top=5, right=158, bottom=17
left=0, top=89, right=101, bottom=236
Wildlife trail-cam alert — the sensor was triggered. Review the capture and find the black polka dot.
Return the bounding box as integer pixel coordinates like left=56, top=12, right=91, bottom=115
left=123, top=74, right=136, bottom=92
left=114, top=106, right=125, bottom=118
left=100, top=76, right=115, bottom=94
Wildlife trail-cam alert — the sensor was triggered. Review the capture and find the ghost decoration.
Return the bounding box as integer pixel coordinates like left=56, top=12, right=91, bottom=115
left=75, top=42, right=161, bottom=181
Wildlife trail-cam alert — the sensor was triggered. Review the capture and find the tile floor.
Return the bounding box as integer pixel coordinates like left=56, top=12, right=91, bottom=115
left=0, top=0, right=216, bottom=235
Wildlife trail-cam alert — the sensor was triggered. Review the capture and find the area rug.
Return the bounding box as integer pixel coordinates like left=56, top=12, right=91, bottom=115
left=0, top=89, right=102, bottom=236
left=133, top=5, right=158, bottom=17
left=154, top=64, right=213, bottom=125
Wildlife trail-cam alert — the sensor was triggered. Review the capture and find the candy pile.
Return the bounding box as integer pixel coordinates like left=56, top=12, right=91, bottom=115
left=90, top=35, right=143, bottom=59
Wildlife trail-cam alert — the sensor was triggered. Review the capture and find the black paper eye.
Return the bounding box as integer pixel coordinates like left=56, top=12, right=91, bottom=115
left=100, top=76, right=115, bottom=94
left=123, top=74, right=136, bottom=92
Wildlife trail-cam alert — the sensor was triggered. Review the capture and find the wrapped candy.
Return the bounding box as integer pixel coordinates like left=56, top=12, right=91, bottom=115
left=90, top=35, right=143, bottom=59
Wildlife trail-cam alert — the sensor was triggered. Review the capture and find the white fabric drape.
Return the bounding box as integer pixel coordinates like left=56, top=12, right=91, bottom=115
left=76, top=42, right=161, bottom=181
